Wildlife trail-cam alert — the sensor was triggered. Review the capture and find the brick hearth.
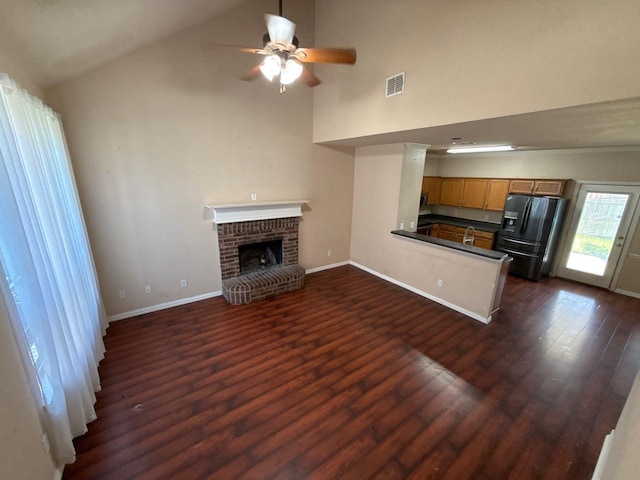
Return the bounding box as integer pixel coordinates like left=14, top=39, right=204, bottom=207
left=216, top=217, right=304, bottom=304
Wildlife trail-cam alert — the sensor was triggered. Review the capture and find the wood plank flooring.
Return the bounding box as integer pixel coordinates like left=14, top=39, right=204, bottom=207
left=62, top=265, right=640, bottom=479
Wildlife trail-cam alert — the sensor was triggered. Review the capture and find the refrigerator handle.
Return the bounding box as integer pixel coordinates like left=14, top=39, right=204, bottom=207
left=521, top=198, right=532, bottom=234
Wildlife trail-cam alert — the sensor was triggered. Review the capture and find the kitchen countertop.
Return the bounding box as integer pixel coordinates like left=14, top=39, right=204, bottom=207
left=391, top=230, right=512, bottom=262
left=418, top=214, right=502, bottom=233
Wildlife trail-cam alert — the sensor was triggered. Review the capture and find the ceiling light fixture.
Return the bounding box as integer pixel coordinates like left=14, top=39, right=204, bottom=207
left=259, top=54, right=282, bottom=81
left=446, top=145, right=515, bottom=154
left=259, top=54, right=303, bottom=92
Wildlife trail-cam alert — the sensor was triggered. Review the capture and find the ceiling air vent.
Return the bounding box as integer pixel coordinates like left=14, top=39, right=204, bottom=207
left=385, top=71, right=405, bottom=98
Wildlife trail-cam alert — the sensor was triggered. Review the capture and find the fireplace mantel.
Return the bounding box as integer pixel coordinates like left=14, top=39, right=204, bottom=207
left=204, top=200, right=308, bottom=224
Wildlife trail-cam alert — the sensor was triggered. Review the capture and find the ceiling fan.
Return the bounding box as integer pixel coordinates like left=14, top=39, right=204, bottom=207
left=220, top=0, right=356, bottom=94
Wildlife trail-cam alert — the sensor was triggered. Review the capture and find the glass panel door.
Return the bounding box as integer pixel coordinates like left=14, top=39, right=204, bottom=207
left=557, top=185, right=640, bottom=288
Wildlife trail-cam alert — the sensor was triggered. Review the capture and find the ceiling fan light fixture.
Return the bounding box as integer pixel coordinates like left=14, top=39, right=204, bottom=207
left=280, top=58, right=303, bottom=85
left=447, top=145, right=515, bottom=154
left=260, top=54, right=282, bottom=80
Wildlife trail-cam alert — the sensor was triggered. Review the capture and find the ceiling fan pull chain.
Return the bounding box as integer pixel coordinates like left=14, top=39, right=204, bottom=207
left=280, top=83, right=286, bottom=94
left=279, top=0, right=283, bottom=17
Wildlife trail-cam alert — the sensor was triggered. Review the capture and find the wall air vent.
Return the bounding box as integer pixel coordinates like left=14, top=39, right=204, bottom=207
left=385, top=71, right=405, bottom=98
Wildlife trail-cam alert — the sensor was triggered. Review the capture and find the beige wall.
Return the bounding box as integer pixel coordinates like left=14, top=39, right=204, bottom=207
left=615, top=220, right=640, bottom=296
left=599, top=370, right=640, bottom=479
left=0, top=50, right=42, bottom=98
left=313, top=0, right=640, bottom=143
left=351, top=144, right=506, bottom=321
left=0, top=295, right=57, bottom=479
left=0, top=52, right=57, bottom=480
left=45, top=0, right=355, bottom=317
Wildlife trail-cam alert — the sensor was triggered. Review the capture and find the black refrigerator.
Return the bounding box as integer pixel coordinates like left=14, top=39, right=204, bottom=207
left=495, top=194, right=567, bottom=281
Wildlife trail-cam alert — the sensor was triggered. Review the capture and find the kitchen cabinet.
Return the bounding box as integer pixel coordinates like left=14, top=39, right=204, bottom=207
left=439, top=178, right=465, bottom=206
left=473, top=230, right=495, bottom=249
left=461, top=179, right=489, bottom=209
left=428, top=223, right=495, bottom=249
left=509, top=179, right=536, bottom=194
left=439, top=178, right=507, bottom=210
left=437, top=224, right=457, bottom=241
left=509, top=179, right=566, bottom=196
left=533, top=180, right=566, bottom=196
left=484, top=179, right=510, bottom=211
left=421, top=176, right=441, bottom=205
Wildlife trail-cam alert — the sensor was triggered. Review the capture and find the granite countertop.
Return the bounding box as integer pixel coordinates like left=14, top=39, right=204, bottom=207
left=418, top=214, right=502, bottom=233
left=391, top=230, right=512, bottom=262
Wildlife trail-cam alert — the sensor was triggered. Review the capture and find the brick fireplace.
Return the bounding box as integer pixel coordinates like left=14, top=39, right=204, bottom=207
left=208, top=201, right=307, bottom=305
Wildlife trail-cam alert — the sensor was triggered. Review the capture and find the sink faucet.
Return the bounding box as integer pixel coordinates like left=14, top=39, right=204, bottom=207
left=463, top=226, right=475, bottom=245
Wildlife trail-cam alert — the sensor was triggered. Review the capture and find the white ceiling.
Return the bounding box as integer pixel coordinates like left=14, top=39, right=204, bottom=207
left=1, top=0, right=639, bottom=153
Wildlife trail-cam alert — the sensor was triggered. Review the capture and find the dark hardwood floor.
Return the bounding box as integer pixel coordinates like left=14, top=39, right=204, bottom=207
left=63, top=265, right=640, bottom=479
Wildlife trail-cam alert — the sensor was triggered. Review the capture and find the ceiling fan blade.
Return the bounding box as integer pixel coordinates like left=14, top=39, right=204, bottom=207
left=295, top=47, right=357, bottom=64
left=300, top=66, right=321, bottom=87
left=241, top=64, right=263, bottom=82
left=201, top=42, right=267, bottom=55
left=265, top=14, right=296, bottom=45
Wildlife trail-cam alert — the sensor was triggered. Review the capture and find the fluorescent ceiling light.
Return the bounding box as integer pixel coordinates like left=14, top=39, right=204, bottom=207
left=447, top=145, right=515, bottom=154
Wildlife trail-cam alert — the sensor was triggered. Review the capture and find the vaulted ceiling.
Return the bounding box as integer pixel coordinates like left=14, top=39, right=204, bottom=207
left=1, top=0, right=639, bottom=152
left=0, top=0, right=245, bottom=88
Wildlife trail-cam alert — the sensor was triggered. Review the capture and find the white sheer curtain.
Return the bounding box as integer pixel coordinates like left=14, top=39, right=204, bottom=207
left=0, top=73, right=107, bottom=466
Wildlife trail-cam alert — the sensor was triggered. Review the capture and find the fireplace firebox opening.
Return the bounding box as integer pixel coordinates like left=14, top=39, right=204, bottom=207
left=238, top=239, right=283, bottom=274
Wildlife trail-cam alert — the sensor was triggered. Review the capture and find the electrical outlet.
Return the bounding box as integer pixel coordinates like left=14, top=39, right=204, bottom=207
left=180, top=279, right=187, bottom=288
left=437, top=279, right=443, bottom=287
left=144, top=285, right=151, bottom=294
left=410, top=221, right=415, bottom=228
left=484, top=214, right=490, bottom=220
left=327, top=249, right=332, bottom=257
left=119, top=291, right=126, bottom=299
left=251, top=193, right=257, bottom=201
left=400, top=222, right=404, bottom=229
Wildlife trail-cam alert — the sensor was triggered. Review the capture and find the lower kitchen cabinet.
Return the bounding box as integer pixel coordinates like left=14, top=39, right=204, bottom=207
left=436, top=224, right=457, bottom=241
left=473, top=230, right=495, bottom=249
left=427, top=223, right=495, bottom=249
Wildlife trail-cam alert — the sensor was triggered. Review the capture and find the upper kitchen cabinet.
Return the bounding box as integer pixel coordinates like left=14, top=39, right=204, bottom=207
left=484, top=179, right=511, bottom=211
left=421, top=176, right=441, bottom=205
left=439, top=178, right=465, bottom=206
left=440, top=178, right=505, bottom=210
left=460, top=179, right=489, bottom=209
left=509, top=179, right=566, bottom=196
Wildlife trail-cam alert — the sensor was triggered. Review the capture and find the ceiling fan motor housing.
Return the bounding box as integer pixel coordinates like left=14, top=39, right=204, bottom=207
left=263, top=33, right=299, bottom=49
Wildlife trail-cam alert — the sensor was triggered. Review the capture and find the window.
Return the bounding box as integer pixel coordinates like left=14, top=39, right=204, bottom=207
left=0, top=73, right=107, bottom=465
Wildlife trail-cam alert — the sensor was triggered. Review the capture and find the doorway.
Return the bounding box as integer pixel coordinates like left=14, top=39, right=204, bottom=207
left=557, top=184, right=640, bottom=288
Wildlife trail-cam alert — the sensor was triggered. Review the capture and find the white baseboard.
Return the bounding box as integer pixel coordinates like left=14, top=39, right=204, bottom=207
left=106, top=259, right=352, bottom=323
left=305, top=260, right=350, bottom=274
left=348, top=261, right=491, bottom=324
left=592, top=429, right=615, bottom=480
left=106, top=259, right=494, bottom=324
left=614, top=288, right=640, bottom=299
left=107, top=291, right=222, bottom=322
